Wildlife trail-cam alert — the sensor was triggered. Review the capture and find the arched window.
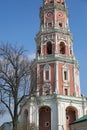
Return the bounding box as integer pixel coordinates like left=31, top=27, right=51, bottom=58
left=47, top=41, right=52, bottom=55
left=60, top=42, right=66, bottom=54
left=65, top=88, right=68, bottom=95
left=50, top=0, right=54, bottom=3
left=44, top=64, right=50, bottom=81
left=59, top=22, right=63, bottom=27
left=37, top=46, right=41, bottom=56
left=62, top=65, right=70, bottom=82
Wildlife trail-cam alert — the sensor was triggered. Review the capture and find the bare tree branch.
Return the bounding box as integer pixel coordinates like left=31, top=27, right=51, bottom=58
left=0, top=43, right=31, bottom=130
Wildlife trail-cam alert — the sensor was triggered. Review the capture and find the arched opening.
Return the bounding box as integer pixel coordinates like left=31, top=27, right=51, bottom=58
left=66, top=106, right=77, bottom=130
left=50, top=0, right=54, bottom=3
left=37, top=46, right=41, bottom=56
left=59, top=22, right=63, bottom=27
left=44, top=64, right=50, bottom=81
left=47, top=42, right=52, bottom=55
left=39, top=106, right=51, bottom=130
left=65, top=88, right=68, bottom=95
left=60, top=42, right=66, bottom=54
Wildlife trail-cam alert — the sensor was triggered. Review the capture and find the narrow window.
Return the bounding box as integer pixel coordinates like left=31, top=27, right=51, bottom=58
left=60, top=42, right=65, bottom=54
left=44, top=64, right=50, bottom=81
left=46, top=70, right=49, bottom=80
left=64, top=71, right=68, bottom=80
left=47, top=42, right=52, bottom=54
left=37, top=46, right=41, bottom=56
left=70, top=49, right=72, bottom=55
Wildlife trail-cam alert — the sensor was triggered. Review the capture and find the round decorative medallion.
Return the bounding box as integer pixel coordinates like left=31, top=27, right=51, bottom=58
left=58, top=12, right=63, bottom=17
left=47, top=11, right=53, bottom=17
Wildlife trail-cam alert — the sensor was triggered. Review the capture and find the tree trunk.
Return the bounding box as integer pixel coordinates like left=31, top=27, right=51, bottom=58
left=13, top=102, right=18, bottom=130
left=13, top=115, right=18, bottom=130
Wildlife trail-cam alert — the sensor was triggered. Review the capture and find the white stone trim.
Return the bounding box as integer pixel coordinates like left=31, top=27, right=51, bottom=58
left=55, top=61, right=59, bottom=94
left=43, top=64, right=51, bottom=82
left=62, top=66, right=70, bottom=83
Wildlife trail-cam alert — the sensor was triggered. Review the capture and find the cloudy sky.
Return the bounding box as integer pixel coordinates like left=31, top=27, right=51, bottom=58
left=0, top=0, right=87, bottom=125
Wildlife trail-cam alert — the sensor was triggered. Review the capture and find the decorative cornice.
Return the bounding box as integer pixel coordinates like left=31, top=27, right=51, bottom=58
left=36, top=27, right=73, bottom=42
left=42, top=3, right=68, bottom=15
left=36, top=54, right=78, bottom=65
left=30, top=94, right=86, bottom=105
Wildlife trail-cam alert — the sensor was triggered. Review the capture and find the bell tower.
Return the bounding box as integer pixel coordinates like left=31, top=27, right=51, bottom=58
left=35, top=0, right=80, bottom=98
left=21, top=1, right=87, bottom=130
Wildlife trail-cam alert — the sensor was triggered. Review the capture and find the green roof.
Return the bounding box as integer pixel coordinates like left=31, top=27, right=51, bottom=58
left=70, top=114, right=87, bottom=125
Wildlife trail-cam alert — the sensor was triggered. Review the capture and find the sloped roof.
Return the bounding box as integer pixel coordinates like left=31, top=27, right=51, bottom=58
left=70, top=114, right=87, bottom=125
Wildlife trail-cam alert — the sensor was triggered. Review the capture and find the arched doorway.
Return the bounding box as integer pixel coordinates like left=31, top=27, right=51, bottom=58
left=66, top=106, right=77, bottom=130
left=39, top=106, right=51, bottom=130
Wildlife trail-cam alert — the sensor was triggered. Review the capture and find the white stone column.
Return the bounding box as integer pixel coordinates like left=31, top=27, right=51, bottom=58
left=55, top=61, right=59, bottom=94
left=36, top=108, right=39, bottom=130
left=55, top=34, right=58, bottom=55
left=30, top=103, right=33, bottom=124
left=37, top=64, right=40, bottom=96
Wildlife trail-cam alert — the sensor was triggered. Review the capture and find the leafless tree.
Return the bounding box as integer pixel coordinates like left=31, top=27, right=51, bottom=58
left=0, top=43, right=31, bottom=130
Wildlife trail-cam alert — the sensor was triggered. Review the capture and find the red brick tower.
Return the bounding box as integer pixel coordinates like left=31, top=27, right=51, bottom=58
left=35, top=0, right=81, bottom=98
left=21, top=1, right=87, bottom=130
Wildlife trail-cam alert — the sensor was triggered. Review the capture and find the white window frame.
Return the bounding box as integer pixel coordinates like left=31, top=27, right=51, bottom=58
left=43, top=64, right=51, bottom=82
left=63, top=68, right=70, bottom=83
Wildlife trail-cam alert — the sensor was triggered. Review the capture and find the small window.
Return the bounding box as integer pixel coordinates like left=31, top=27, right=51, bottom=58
left=47, top=42, right=52, bottom=55
left=62, top=2, right=64, bottom=5
left=37, top=46, right=41, bottom=56
left=65, top=88, right=68, bottom=95
left=50, top=0, right=54, bottom=3
left=64, top=71, right=68, bottom=80
left=59, top=22, right=62, bottom=27
left=70, top=49, right=72, bottom=55
left=44, top=64, right=50, bottom=81
left=63, top=68, right=69, bottom=82
left=45, top=70, right=49, bottom=80
left=60, top=42, right=65, bottom=54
